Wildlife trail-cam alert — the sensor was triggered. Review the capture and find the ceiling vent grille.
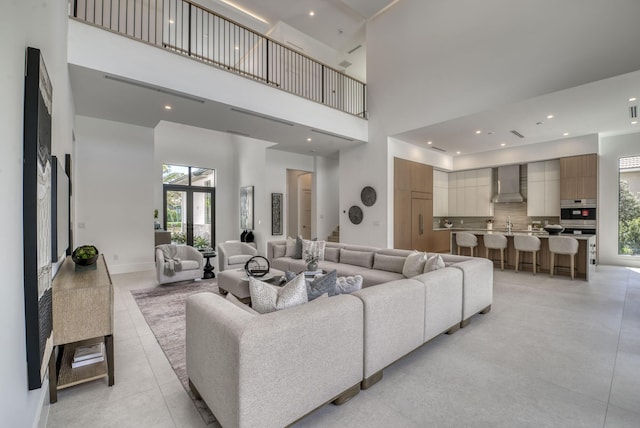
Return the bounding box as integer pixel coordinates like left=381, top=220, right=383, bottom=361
left=338, top=60, right=352, bottom=68
left=430, top=146, right=446, bottom=152
left=347, top=44, right=362, bottom=54
left=510, top=130, right=525, bottom=139
left=630, top=105, right=638, bottom=119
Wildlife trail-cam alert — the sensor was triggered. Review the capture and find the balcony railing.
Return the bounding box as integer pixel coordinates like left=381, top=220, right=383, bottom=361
left=70, top=0, right=367, bottom=118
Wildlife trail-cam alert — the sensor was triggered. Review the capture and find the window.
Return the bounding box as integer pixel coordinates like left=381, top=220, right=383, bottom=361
left=618, top=156, right=640, bottom=255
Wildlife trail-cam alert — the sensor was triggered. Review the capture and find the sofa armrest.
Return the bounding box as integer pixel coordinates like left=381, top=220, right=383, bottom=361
left=448, top=258, right=493, bottom=321
left=186, top=293, right=363, bottom=428
left=181, top=245, right=204, bottom=268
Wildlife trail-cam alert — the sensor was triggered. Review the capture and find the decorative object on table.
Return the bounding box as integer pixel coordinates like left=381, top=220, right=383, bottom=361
left=22, top=47, right=54, bottom=390
left=240, top=185, right=254, bottom=230
left=348, top=205, right=363, bottom=225
left=72, top=245, right=99, bottom=266
left=271, top=192, right=283, bottom=235
left=245, top=230, right=254, bottom=242
left=154, top=209, right=161, bottom=230
left=443, top=219, right=453, bottom=228
left=361, top=186, right=377, bottom=207
left=544, top=224, right=565, bottom=235
left=304, top=244, right=321, bottom=271
left=244, top=255, right=270, bottom=278
left=486, top=219, right=493, bottom=230
left=240, top=230, right=248, bottom=242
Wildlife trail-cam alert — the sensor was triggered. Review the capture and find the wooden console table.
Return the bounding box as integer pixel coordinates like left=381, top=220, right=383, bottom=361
left=49, top=255, right=114, bottom=403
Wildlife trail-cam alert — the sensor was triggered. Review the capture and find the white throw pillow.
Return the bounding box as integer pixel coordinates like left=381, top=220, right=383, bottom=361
left=285, top=237, right=297, bottom=257
left=424, top=254, right=445, bottom=273
left=333, top=275, right=364, bottom=295
left=402, top=251, right=427, bottom=278
left=249, top=273, right=308, bottom=314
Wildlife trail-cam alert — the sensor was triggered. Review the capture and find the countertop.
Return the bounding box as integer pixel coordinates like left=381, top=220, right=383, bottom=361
left=445, top=228, right=595, bottom=240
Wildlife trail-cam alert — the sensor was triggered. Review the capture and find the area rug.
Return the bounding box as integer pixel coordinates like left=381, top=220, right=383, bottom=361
left=131, top=280, right=221, bottom=426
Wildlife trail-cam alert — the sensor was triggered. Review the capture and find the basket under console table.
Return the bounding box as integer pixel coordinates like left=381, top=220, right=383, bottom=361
left=49, top=255, right=114, bottom=403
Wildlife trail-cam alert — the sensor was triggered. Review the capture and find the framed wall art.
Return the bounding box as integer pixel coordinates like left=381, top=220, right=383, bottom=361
left=23, top=47, right=54, bottom=390
left=240, top=185, right=254, bottom=230
left=271, top=193, right=283, bottom=235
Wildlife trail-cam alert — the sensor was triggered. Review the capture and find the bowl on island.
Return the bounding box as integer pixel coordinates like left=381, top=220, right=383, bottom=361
left=444, top=223, right=453, bottom=229
left=543, top=225, right=564, bottom=235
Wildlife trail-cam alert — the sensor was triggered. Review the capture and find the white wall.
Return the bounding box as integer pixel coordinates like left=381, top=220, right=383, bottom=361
left=0, top=0, right=74, bottom=426
left=74, top=117, right=155, bottom=274
left=599, top=132, right=640, bottom=267
left=314, top=155, right=340, bottom=241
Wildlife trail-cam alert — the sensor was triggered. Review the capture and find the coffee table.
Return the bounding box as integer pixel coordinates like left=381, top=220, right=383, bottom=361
left=218, top=268, right=285, bottom=304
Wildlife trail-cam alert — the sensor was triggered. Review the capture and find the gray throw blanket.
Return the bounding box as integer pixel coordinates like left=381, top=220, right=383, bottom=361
left=158, top=244, right=182, bottom=275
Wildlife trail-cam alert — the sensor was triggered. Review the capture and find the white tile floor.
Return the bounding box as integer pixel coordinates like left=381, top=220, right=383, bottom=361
left=47, top=265, right=640, bottom=428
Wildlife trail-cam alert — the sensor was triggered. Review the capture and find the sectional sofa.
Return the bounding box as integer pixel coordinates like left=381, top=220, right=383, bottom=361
left=186, top=241, right=493, bottom=428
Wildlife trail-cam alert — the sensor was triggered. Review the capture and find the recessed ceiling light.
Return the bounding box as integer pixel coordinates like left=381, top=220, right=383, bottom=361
left=168, top=19, right=174, bottom=24
left=427, top=141, right=433, bottom=145
left=164, top=105, right=172, bottom=110
left=309, top=11, right=315, bottom=16
left=547, top=114, right=554, bottom=119
left=500, top=143, right=506, bottom=147
left=307, top=137, right=312, bottom=142
left=629, top=97, right=637, bottom=102
left=218, top=0, right=269, bottom=24
left=456, top=151, right=461, bottom=155
left=563, top=132, right=569, bottom=136
left=475, top=130, right=481, bottom=134
left=234, top=46, right=239, bottom=50
left=632, top=121, right=638, bottom=125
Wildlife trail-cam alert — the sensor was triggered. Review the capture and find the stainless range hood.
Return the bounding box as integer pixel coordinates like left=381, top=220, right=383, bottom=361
left=491, top=164, right=525, bottom=203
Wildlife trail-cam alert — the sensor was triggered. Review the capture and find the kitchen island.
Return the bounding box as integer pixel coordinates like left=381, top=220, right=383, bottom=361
left=451, top=230, right=596, bottom=281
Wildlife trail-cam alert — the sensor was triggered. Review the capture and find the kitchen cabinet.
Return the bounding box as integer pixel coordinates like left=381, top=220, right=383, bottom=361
left=448, top=168, right=493, bottom=217
left=560, top=154, right=597, bottom=200
left=433, top=170, right=449, bottom=216
left=411, top=195, right=432, bottom=251
left=394, top=157, right=433, bottom=250
left=527, top=160, right=560, bottom=216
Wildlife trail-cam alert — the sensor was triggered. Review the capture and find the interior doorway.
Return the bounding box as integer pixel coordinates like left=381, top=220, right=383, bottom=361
left=287, top=169, right=313, bottom=238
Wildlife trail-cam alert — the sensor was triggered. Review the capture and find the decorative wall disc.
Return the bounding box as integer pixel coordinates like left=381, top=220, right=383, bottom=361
left=348, top=205, right=363, bottom=225
left=361, top=186, right=377, bottom=206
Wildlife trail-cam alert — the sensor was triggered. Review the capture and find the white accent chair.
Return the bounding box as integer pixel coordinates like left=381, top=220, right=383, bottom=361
left=217, top=241, right=258, bottom=272
left=456, top=232, right=478, bottom=257
left=155, top=245, right=204, bottom=284
left=484, top=233, right=508, bottom=271
left=549, top=236, right=579, bottom=280
left=514, top=235, right=541, bottom=275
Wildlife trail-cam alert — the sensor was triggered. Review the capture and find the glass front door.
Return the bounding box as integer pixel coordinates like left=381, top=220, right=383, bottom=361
left=164, top=186, right=214, bottom=249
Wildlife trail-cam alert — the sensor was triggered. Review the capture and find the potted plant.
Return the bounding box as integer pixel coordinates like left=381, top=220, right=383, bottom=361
left=304, top=250, right=320, bottom=272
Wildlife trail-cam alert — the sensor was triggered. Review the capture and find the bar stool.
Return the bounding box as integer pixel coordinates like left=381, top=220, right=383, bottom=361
left=456, top=232, right=478, bottom=256
left=484, top=233, right=508, bottom=271
left=514, top=235, right=541, bottom=274
left=549, top=236, right=579, bottom=280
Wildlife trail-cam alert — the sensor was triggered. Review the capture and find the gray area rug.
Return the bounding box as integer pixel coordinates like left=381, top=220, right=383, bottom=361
left=131, top=279, right=221, bottom=426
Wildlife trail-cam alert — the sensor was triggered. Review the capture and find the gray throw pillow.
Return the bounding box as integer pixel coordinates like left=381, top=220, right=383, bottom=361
left=285, top=237, right=297, bottom=257
left=249, top=273, right=308, bottom=314
left=306, top=270, right=337, bottom=301
left=273, top=244, right=286, bottom=259
left=332, top=275, right=363, bottom=295
left=294, top=235, right=303, bottom=259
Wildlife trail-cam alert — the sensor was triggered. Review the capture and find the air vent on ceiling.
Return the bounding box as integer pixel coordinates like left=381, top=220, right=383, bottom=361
left=347, top=44, right=362, bottom=54
left=338, top=60, right=352, bottom=68
left=226, top=130, right=251, bottom=137
left=630, top=105, right=638, bottom=119
left=429, top=146, right=446, bottom=152
left=229, top=108, right=295, bottom=126
left=510, top=130, right=525, bottom=139
left=104, top=74, right=206, bottom=103
left=310, top=128, right=354, bottom=142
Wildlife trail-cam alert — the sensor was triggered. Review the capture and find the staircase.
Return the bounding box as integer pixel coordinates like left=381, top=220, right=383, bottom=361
left=327, top=226, right=340, bottom=243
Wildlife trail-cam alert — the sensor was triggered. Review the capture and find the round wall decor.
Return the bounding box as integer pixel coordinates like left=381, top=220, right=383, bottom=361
left=348, top=205, right=363, bottom=225
left=361, top=186, right=377, bottom=206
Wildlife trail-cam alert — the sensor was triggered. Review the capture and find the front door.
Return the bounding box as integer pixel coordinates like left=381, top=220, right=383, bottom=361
left=164, top=186, right=215, bottom=248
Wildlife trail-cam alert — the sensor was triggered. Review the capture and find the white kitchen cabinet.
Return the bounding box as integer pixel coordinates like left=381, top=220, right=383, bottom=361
left=527, top=160, right=560, bottom=216
left=446, top=168, right=493, bottom=217
left=448, top=187, right=458, bottom=216
left=463, top=187, right=477, bottom=216
left=433, top=170, right=449, bottom=216
left=476, top=184, right=494, bottom=216
left=476, top=168, right=492, bottom=186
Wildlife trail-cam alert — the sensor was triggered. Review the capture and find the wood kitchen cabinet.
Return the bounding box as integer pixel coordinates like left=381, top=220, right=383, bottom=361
left=560, top=154, right=597, bottom=200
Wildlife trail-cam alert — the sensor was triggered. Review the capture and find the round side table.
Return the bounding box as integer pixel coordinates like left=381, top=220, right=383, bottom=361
left=201, top=250, right=216, bottom=279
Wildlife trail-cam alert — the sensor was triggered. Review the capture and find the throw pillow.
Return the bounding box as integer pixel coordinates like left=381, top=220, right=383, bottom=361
left=402, top=251, right=427, bottom=277
left=306, top=270, right=337, bottom=300
left=332, top=275, right=364, bottom=295
left=225, top=293, right=259, bottom=316
left=424, top=254, right=445, bottom=272
left=285, top=237, right=297, bottom=257
left=373, top=253, right=406, bottom=274
left=249, top=273, right=308, bottom=314
left=273, top=244, right=286, bottom=259
left=324, top=247, right=340, bottom=262
left=294, top=235, right=303, bottom=259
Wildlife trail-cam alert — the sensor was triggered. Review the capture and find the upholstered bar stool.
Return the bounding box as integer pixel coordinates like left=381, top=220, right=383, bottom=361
left=484, top=233, right=508, bottom=271
left=549, top=236, right=579, bottom=280
left=514, top=235, right=541, bottom=274
left=456, top=232, right=478, bottom=257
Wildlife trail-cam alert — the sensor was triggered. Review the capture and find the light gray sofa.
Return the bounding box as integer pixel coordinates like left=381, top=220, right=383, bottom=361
left=186, top=292, right=363, bottom=428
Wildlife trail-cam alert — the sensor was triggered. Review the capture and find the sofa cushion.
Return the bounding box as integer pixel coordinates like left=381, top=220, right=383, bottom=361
left=324, top=247, right=340, bottom=262
left=357, top=269, right=404, bottom=288
left=181, top=260, right=201, bottom=271
left=226, top=293, right=259, bottom=316
left=272, top=244, right=286, bottom=259
left=271, top=257, right=292, bottom=272
left=402, top=251, right=427, bottom=278
left=373, top=253, right=405, bottom=274
left=228, top=254, right=253, bottom=266
left=333, top=275, right=363, bottom=295
left=424, top=254, right=445, bottom=272
left=249, top=273, right=308, bottom=314
left=340, top=249, right=374, bottom=268
left=306, top=270, right=337, bottom=300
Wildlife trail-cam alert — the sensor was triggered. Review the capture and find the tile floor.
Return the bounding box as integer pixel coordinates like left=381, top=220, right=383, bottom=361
left=47, top=265, right=640, bottom=428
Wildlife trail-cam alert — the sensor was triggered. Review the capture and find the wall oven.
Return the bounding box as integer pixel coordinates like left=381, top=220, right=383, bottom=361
left=560, top=199, right=596, bottom=233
